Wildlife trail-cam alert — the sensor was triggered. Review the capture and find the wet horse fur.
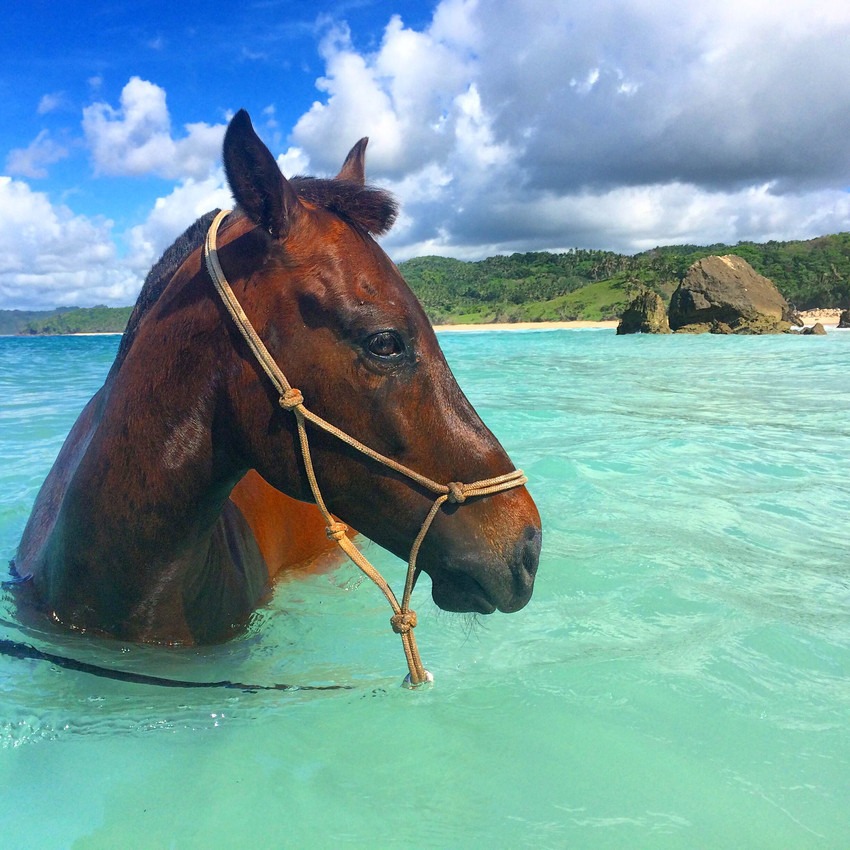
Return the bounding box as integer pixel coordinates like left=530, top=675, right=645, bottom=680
left=14, top=110, right=541, bottom=647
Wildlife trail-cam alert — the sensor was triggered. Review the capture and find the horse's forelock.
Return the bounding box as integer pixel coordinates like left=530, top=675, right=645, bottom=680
left=291, top=177, right=398, bottom=236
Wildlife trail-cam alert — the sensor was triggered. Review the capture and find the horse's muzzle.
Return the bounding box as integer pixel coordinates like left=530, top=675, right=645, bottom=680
left=426, top=523, right=542, bottom=615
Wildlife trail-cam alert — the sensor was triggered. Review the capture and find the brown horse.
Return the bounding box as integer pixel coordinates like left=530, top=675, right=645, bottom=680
left=12, top=110, right=541, bottom=666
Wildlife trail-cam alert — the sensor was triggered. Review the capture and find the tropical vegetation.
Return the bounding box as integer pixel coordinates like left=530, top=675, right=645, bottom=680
left=400, top=232, right=850, bottom=324
left=14, top=306, right=133, bottom=335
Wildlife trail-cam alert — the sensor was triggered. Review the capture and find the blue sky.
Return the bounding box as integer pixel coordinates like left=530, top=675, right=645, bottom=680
left=0, top=0, right=435, bottom=230
left=2, top=0, right=849, bottom=309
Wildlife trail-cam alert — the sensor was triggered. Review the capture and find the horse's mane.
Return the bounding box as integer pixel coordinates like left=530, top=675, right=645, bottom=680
left=112, top=179, right=397, bottom=372
left=113, top=211, right=219, bottom=370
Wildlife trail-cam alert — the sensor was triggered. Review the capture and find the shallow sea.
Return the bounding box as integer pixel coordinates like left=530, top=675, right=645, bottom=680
left=1, top=329, right=849, bottom=849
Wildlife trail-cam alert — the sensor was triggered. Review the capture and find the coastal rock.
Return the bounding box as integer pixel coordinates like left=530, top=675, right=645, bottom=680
left=617, top=289, right=671, bottom=334
left=800, top=322, right=827, bottom=335
left=668, top=255, right=794, bottom=334
left=839, top=309, right=850, bottom=329
left=674, top=323, right=712, bottom=334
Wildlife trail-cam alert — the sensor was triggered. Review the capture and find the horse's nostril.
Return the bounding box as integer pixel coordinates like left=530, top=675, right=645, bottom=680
left=517, top=525, right=542, bottom=581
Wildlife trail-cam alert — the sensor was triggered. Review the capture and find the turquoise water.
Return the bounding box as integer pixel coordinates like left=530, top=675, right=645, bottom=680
left=1, top=330, right=849, bottom=848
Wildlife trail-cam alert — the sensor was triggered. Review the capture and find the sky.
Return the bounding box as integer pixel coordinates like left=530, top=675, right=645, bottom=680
left=1, top=0, right=849, bottom=310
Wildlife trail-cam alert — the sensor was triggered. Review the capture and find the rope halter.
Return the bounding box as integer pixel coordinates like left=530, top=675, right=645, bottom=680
left=204, top=210, right=528, bottom=686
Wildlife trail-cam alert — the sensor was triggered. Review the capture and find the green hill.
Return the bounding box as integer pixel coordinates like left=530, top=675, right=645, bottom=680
left=400, top=232, right=850, bottom=324
left=0, top=308, right=68, bottom=335
left=20, top=305, right=132, bottom=335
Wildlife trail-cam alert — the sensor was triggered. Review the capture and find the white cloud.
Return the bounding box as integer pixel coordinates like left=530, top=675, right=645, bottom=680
left=277, top=147, right=311, bottom=178
left=470, top=0, right=850, bottom=194
left=5, top=131, right=69, bottom=179
left=0, top=169, right=235, bottom=310
left=292, top=10, right=476, bottom=176
left=82, top=77, right=225, bottom=180
left=37, top=92, right=66, bottom=115
left=451, top=84, right=514, bottom=173
left=570, top=69, right=601, bottom=95
left=293, top=0, right=850, bottom=260
left=428, top=0, right=481, bottom=49
left=0, top=177, right=134, bottom=309
left=387, top=179, right=850, bottom=261
left=124, top=172, right=232, bottom=274
left=1, top=79, right=232, bottom=310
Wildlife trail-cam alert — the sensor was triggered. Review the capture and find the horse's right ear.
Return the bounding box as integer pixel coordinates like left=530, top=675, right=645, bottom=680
left=335, top=137, right=368, bottom=185
left=223, top=109, right=301, bottom=239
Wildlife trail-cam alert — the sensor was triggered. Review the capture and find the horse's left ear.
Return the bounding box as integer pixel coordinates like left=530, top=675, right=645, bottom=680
left=223, top=109, right=301, bottom=239
left=335, top=137, right=369, bottom=185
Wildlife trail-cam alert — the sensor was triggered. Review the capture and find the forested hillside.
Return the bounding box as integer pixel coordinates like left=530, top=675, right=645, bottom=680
left=399, top=232, right=850, bottom=323
left=20, top=306, right=132, bottom=335
left=4, top=232, right=849, bottom=331
left=0, top=308, right=67, bottom=335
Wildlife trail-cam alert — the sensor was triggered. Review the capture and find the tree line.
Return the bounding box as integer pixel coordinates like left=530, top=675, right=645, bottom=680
left=12, top=305, right=133, bottom=335
left=399, top=232, right=850, bottom=323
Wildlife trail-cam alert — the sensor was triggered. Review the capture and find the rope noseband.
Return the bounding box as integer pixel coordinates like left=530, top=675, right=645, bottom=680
left=204, top=210, right=527, bottom=686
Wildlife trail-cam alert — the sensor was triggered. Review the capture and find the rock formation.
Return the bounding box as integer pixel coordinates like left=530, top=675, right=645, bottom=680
left=839, top=309, right=850, bottom=329
left=800, top=322, right=827, bottom=335
left=616, top=289, right=671, bottom=334
left=668, top=255, right=797, bottom=334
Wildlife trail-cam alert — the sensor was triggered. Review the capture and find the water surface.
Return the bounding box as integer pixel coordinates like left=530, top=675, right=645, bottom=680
left=1, top=331, right=848, bottom=848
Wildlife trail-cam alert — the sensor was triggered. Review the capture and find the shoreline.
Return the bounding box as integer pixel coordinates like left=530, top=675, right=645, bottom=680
left=10, top=311, right=844, bottom=338
left=434, top=310, right=845, bottom=333
left=434, top=320, right=619, bottom=332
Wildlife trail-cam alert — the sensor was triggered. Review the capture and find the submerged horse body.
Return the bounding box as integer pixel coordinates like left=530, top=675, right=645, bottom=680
left=14, top=110, right=541, bottom=655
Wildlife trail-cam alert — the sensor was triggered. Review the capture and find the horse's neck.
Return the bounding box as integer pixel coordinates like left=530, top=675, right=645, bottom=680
left=72, top=347, right=238, bottom=563
left=35, top=315, right=255, bottom=639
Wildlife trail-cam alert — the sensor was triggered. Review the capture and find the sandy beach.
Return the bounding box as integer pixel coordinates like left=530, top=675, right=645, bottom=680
left=434, top=311, right=846, bottom=333
left=434, top=320, right=619, bottom=332
left=797, top=309, right=843, bottom=326
left=51, top=311, right=847, bottom=337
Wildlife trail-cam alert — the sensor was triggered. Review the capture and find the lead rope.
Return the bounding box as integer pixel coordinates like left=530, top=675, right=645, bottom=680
left=204, top=210, right=527, bottom=686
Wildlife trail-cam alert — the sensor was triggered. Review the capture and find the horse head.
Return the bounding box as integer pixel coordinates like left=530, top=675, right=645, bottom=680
left=213, top=110, right=541, bottom=616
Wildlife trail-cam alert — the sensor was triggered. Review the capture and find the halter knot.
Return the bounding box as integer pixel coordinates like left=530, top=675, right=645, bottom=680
left=326, top=522, right=348, bottom=542
left=447, top=482, right=467, bottom=504
left=279, top=388, right=304, bottom=410
left=390, top=611, right=417, bottom=634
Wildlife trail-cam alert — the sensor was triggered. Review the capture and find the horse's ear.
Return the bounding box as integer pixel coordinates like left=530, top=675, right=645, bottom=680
left=223, top=109, right=300, bottom=239
left=335, top=137, right=369, bottom=185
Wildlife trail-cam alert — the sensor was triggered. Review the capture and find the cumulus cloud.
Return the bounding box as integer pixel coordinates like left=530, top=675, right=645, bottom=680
left=292, top=7, right=476, bottom=175
left=82, top=77, right=225, bottom=179
left=0, top=170, right=235, bottom=310
left=125, top=173, right=233, bottom=274
left=290, top=0, right=850, bottom=260
left=472, top=0, right=850, bottom=194
left=0, top=77, right=236, bottom=309
left=0, top=177, right=134, bottom=309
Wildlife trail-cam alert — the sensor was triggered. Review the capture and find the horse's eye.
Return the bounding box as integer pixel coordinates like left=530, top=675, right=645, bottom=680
left=366, top=331, right=404, bottom=359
